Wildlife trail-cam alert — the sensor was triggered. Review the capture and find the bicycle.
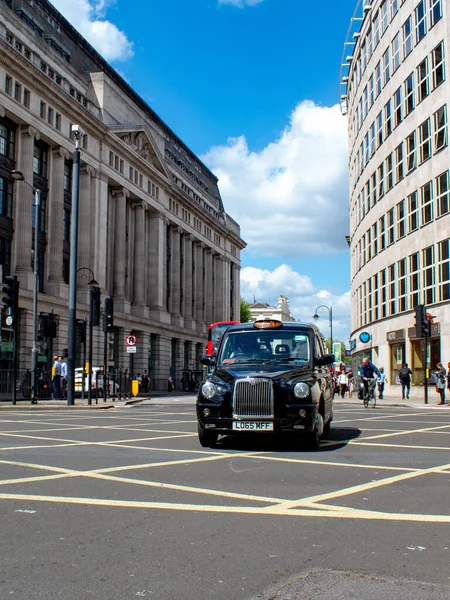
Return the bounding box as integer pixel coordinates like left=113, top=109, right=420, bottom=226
left=363, top=378, right=377, bottom=408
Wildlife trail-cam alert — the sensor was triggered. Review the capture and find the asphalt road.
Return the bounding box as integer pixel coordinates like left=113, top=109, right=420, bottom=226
left=1, top=403, right=450, bottom=600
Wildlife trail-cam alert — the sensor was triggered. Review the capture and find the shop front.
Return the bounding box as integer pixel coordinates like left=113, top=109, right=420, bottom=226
left=387, top=329, right=405, bottom=385
left=408, top=322, right=441, bottom=386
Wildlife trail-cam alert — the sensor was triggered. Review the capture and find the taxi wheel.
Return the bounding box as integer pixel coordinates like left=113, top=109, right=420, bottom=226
left=304, top=414, right=323, bottom=449
left=198, top=425, right=218, bottom=448
left=323, top=418, right=332, bottom=434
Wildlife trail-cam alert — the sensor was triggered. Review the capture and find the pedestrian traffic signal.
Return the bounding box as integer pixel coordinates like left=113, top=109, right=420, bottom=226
left=39, top=313, right=57, bottom=338
left=414, top=304, right=431, bottom=338
left=90, top=286, right=101, bottom=327
left=103, top=297, right=114, bottom=333
left=422, top=315, right=432, bottom=338
left=2, top=275, right=19, bottom=315
left=76, top=319, right=86, bottom=345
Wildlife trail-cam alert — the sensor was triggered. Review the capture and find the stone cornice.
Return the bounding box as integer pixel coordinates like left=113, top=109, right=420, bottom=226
left=21, top=125, right=40, bottom=140
left=111, top=187, right=130, bottom=199
left=52, top=146, right=70, bottom=160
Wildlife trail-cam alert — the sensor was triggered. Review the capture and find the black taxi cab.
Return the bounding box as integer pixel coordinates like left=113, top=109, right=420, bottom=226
left=197, top=319, right=334, bottom=448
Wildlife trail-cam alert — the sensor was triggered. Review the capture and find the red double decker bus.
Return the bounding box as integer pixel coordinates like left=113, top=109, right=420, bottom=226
left=206, top=321, right=239, bottom=356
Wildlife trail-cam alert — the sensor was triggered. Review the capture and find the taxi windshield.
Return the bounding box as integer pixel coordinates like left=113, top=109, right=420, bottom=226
left=218, top=330, right=311, bottom=365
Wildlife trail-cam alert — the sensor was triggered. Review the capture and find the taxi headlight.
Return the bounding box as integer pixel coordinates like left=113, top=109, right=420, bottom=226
left=201, top=381, right=217, bottom=399
left=294, top=382, right=310, bottom=399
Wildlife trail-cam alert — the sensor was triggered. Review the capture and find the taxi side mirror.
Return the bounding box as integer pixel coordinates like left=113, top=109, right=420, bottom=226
left=315, top=353, right=334, bottom=366
left=200, top=354, right=216, bottom=367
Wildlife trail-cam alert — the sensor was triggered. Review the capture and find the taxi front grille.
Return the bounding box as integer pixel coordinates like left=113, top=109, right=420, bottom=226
left=232, top=378, right=274, bottom=418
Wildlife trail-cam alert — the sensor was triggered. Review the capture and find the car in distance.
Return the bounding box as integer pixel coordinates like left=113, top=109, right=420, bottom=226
left=74, top=367, right=119, bottom=398
left=197, top=319, right=334, bottom=449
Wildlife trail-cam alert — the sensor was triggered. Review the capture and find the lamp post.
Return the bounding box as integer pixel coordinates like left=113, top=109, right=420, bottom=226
left=76, top=267, right=98, bottom=406
left=313, top=305, right=333, bottom=359
left=67, top=126, right=84, bottom=406
left=11, top=170, right=41, bottom=405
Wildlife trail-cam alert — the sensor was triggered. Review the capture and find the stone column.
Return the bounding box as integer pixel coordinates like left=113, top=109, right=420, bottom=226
left=95, top=175, right=109, bottom=291
left=112, top=187, right=129, bottom=300
left=13, top=126, right=39, bottom=285
left=147, top=212, right=170, bottom=323
left=183, top=234, right=194, bottom=329
left=233, top=263, right=241, bottom=321
left=78, top=165, right=94, bottom=277
left=133, top=201, right=147, bottom=307
left=204, top=248, right=214, bottom=325
left=221, top=258, right=231, bottom=321
left=170, top=226, right=183, bottom=327
left=47, top=147, right=68, bottom=293
left=194, top=242, right=205, bottom=329
left=213, top=254, right=225, bottom=321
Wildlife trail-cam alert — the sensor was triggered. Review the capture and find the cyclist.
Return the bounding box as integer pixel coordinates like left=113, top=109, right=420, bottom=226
left=359, top=357, right=381, bottom=402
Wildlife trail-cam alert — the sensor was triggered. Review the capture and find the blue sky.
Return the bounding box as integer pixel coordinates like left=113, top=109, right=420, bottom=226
left=52, top=0, right=357, bottom=341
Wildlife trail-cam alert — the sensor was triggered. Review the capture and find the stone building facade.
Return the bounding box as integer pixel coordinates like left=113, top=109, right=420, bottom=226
left=342, top=0, right=449, bottom=397
left=248, top=296, right=295, bottom=322
left=0, top=0, right=245, bottom=391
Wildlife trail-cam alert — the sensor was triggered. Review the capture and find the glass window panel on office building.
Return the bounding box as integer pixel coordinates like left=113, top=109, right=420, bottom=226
left=408, top=190, right=419, bottom=232
left=372, top=221, right=378, bottom=257
left=394, top=87, right=402, bottom=127
left=376, top=111, right=383, bottom=147
left=373, top=273, right=379, bottom=320
left=409, top=251, right=420, bottom=308
left=434, top=105, right=447, bottom=152
left=0, top=177, right=13, bottom=218
left=421, top=181, right=433, bottom=224
left=432, top=42, right=445, bottom=89
left=430, top=0, right=443, bottom=27
left=403, top=15, right=413, bottom=58
left=415, top=0, right=427, bottom=43
left=374, top=10, right=381, bottom=47
left=0, top=120, right=15, bottom=159
left=419, top=118, right=432, bottom=162
left=386, top=153, right=394, bottom=190
left=396, top=143, right=404, bottom=182
left=398, top=258, right=407, bottom=312
left=379, top=214, right=386, bottom=250
left=392, top=33, right=401, bottom=72
left=423, top=245, right=435, bottom=304
left=380, top=268, right=387, bottom=317
left=417, top=57, right=429, bottom=102
left=397, top=198, right=406, bottom=238
left=436, top=171, right=449, bottom=217
left=390, top=0, right=399, bottom=19
left=384, top=99, right=392, bottom=137
left=404, top=72, right=415, bottom=116
left=438, top=238, right=450, bottom=301
left=406, top=131, right=417, bottom=172
left=376, top=61, right=382, bottom=96
left=387, top=207, right=395, bottom=245
left=383, top=47, right=391, bottom=85
left=388, top=263, right=396, bottom=315
left=381, top=0, right=389, bottom=33
left=378, top=162, right=385, bottom=197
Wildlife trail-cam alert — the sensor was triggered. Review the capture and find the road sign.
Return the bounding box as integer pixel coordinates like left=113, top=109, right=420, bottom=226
left=5, top=315, right=13, bottom=326
left=126, top=334, right=137, bottom=347
left=126, top=346, right=136, bottom=353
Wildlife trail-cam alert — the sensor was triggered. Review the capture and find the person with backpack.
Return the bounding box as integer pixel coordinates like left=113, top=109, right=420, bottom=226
left=435, top=363, right=447, bottom=405
left=398, top=363, right=413, bottom=400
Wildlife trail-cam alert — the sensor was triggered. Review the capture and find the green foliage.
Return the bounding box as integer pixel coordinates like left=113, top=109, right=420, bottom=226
left=240, top=297, right=252, bottom=323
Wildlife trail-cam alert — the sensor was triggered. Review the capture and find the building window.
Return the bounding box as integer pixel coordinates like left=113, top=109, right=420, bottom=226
left=421, top=181, right=433, bottom=224
left=371, top=171, right=377, bottom=206
left=109, top=151, right=114, bottom=167
left=436, top=171, right=449, bottom=217
left=384, top=99, right=392, bottom=137
left=383, top=47, right=391, bottom=85
left=388, top=263, right=396, bottom=315
left=119, top=159, right=124, bottom=174
left=129, top=166, right=133, bottom=180
left=397, top=199, right=406, bottom=239
left=404, top=73, right=415, bottom=116
left=380, top=268, right=387, bottom=317
left=403, top=15, right=413, bottom=58
left=375, top=61, right=382, bottom=96
left=381, top=0, right=389, bottom=34
left=14, top=82, right=21, bottom=102
left=394, top=87, right=402, bottom=127
left=63, top=207, right=71, bottom=243
left=55, top=113, right=61, bottom=131
left=419, top=118, right=432, bottom=163
left=0, top=120, right=15, bottom=159
left=434, top=105, right=447, bottom=152
left=438, top=238, right=450, bottom=301
left=376, top=111, right=383, bottom=148
left=387, top=207, right=395, bottom=245
left=423, top=245, right=435, bottom=304
left=33, top=144, right=47, bottom=178
left=379, top=215, right=386, bottom=252
left=386, top=153, right=394, bottom=190
left=392, top=33, right=401, bottom=72
left=23, top=88, right=30, bottom=108
left=5, top=75, right=12, bottom=95
left=64, top=161, right=71, bottom=192
left=432, top=42, right=445, bottom=88
left=430, top=0, right=443, bottom=28
left=0, top=177, right=13, bottom=217
left=398, top=258, right=407, bottom=312
left=409, top=252, right=420, bottom=308
left=369, top=74, right=374, bottom=108
left=406, top=131, right=416, bottom=172
left=408, top=191, right=419, bottom=232
left=415, top=0, right=427, bottom=44
left=395, top=143, right=404, bottom=182
left=47, top=107, right=53, bottom=126
left=373, top=10, right=381, bottom=47
left=378, top=162, right=385, bottom=198
left=40, top=101, right=46, bottom=119
left=417, top=58, right=429, bottom=102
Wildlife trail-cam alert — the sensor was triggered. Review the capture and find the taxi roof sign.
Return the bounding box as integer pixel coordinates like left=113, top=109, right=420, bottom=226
left=253, top=319, right=283, bottom=329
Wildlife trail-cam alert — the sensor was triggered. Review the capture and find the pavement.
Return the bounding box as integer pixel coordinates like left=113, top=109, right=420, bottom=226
left=0, top=390, right=448, bottom=409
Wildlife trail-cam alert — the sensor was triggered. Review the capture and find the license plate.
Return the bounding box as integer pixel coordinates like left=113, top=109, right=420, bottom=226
left=232, top=421, right=273, bottom=431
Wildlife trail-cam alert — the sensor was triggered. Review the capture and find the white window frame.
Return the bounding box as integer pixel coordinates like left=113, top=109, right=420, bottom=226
left=436, top=170, right=449, bottom=217
left=403, top=15, right=413, bottom=58
left=421, top=180, right=433, bottom=224
left=415, top=0, right=427, bottom=44
left=408, top=190, right=419, bottom=232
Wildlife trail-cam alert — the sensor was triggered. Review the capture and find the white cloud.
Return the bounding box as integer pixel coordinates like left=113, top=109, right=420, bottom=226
left=218, top=0, right=264, bottom=7
left=51, top=0, right=133, bottom=62
left=202, top=101, right=349, bottom=258
left=241, top=265, right=351, bottom=342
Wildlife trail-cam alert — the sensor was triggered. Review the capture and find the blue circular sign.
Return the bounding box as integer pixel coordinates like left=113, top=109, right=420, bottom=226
left=359, top=332, right=371, bottom=343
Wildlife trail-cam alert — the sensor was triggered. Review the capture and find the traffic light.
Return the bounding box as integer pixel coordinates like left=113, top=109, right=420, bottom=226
left=103, top=297, right=114, bottom=333
left=39, top=313, right=57, bottom=338
left=76, top=319, right=86, bottom=345
left=90, top=286, right=101, bottom=327
left=414, top=304, right=431, bottom=338
left=2, top=275, right=19, bottom=315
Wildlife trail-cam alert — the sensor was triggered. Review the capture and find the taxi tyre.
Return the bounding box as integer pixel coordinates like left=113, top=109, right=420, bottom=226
left=304, top=412, right=323, bottom=449
left=198, top=424, right=218, bottom=448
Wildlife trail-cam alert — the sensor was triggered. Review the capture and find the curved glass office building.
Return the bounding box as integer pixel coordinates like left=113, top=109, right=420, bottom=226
left=342, top=0, right=450, bottom=396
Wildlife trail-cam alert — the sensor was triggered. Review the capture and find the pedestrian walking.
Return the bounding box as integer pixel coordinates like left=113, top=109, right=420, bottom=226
left=52, top=356, right=61, bottom=400
left=447, top=362, right=450, bottom=391
left=435, top=363, right=447, bottom=405
left=167, top=374, right=174, bottom=392
left=59, top=356, right=68, bottom=399
left=377, top=367, right=388, bottom=399
left=337, top=368, right=348, bottom=398
left=398, top=363, right=413, bottom=399
left=141, top=373, right=149, bottom=393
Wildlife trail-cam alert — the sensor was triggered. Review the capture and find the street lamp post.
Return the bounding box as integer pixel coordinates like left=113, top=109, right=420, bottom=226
left=67, top=126, right=84, bottom=406
left=76, top=267, right=98, bottom=406
left=313, top=305, right=333, bottom=359
left=11, top=170, right=41, bottom=404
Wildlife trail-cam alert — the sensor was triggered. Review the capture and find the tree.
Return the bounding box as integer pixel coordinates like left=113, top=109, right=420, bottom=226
left=240, top=297, right=252, bottom=323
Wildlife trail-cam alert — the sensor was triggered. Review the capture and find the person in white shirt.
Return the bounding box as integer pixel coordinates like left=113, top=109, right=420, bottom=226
left=337, top=368, right=349, bottom=398
left=59, top=356, right=68, bottom=399
left=377, top=367, right=388, bottom=399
